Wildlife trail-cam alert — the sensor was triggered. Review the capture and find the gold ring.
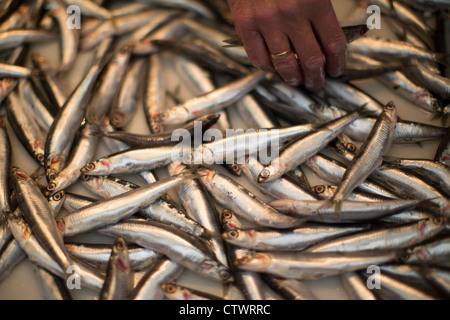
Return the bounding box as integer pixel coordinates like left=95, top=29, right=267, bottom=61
left=270, top=49, right=293, bottom=61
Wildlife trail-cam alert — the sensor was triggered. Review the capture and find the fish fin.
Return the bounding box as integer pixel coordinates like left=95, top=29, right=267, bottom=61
left=222, top=37, right=243, bottom=47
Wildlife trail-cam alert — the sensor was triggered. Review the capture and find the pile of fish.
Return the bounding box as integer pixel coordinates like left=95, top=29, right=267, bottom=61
left=0, top=0, right=449, bottom=300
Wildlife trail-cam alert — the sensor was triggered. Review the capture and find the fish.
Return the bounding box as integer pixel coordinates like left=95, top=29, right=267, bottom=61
left=131, top=257, right=184, bottom=300
left=99, top=237, right=133, bottom=300
left=234, top=250, right=400, bottom=280
left=58, top=171, right=200, bottom=237
left=258, top=111, right=362, bottom=183
left=98, top=219, right=233, bottom=283
left=262, top=275, right=319, bottom=300
left=10, top=167, right=73, bottom=273
left=153, top=70, right=267, bottom=125
left=44, top=60, right=104, bottom=181
left=222, top=223, right=365, bottom=251
left=198, top=167, right=306, bottom=229
left=65, top=242, right=160, bottom=272
left=306, top=218, right=447, bottom=253
left=46, top=123, right=99, bottom=196
left=270, top=199, right=426, bottom=223
left=328, top=101, right=397, bottom=204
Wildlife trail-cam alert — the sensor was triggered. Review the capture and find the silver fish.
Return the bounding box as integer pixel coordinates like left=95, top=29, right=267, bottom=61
left=10, top=167, right=72, bottom=273
left=329, top=101, right=397, bottom=203
left=270, top=199, right=425, bottom=223
left=258, top=111, right=361, bottom=183
left=85, top=43, right=133, bottom=126
left=98, top=219, right=233, bottom=283
left=34, top=266, right=73, bottom=300
left=58, top=171, right=199, bottom=237
left=46, top=123, right=99, bottom=196
left=99, top=237, right=133, bottom=300
left=5, top=210, right=105, bottom=291
left=45, top=61, right=103, bottom=180
left=80, top=174, right=207, bottom=238
left=341, top=272, right=377, bottom=300
left=153, top=70, right=266, bottom=125
left=234, top=250, right=399, bottom=280
left=198, top=167, right=306, bottom=229
left=222, top=223, right=365, bottom=251
left=306, top=218, right=447, bottom=253
left=131, top=257, right=184, bottom=300
left=109, top=58, right=147, bottom=129
left=65, top=242, right=160, bottom=272
left=262, top=275, right=319, bottom=300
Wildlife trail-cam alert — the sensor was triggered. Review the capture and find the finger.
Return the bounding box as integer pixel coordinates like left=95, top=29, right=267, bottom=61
left=289, top=22, right=325, bottom=91
left=311, top=4, right=347, bottom=78
left=262, top=30, right=303, bottom=86
left=240, top=30, right=275, bottom=72
left=233, top=15, right=274, bottom=73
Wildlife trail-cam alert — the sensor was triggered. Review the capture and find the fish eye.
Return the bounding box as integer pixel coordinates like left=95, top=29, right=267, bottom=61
left=312, top=103, right=323, bottom=111
left=152, top=124, right=161, bottom=133
left=220, top=270, right=231, bottom=280
left=346, top=143, right=356, bottom=152
left=432, top=100, right=442, bottom=110
left=385, top=103, right=395, bottom=110
left=237, top=256, right=251, bottom=264
left=47, top=171, right=56, bottom=181
left=313, top=185, right=325, bottom=194
left=47, top=182, right=56, bottom=191
left=228, top=230, right=239, bottom=238
left=222, top=210, right=232, bottom=220
left=111, top=114, right=122, bottom=126
left=85, top=163, right=95, bottom=171
left=260, top=169, right=270, bottom=179
left=165, top=284, right=177, bottom=294
left=52, top=191, right=63, bottom=201
left=37, top=154, right=45, bottom=164
left=160, top=112, right=168, bottom=120
left=81, top=174, right=91, bottom=181
left=433, top=217, right=446, bottom=225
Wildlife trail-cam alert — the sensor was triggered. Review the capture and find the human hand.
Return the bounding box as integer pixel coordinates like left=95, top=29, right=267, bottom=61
left=227, top=0, right=347, bottom=91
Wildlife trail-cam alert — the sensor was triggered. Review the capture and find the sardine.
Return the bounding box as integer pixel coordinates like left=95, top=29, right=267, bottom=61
left=98, top=219, right=233, bottom=283
left=99, top=237, right=133, bottom=300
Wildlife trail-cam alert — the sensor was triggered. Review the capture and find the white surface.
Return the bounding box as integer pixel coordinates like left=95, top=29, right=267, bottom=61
left=0, top=0, right=447, bottom=300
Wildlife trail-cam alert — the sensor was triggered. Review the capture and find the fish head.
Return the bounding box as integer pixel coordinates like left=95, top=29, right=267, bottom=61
left=81, top=159, right=112, bottom=176
left=257, top=162, right=281, bottom=183
left=199, top=260, right=234, bottom=283
left=10, top=166, right=33, bottom=182
left=312, top=185, right=336, bottom=200
left=234, top=252, right=272, bottom=272
left=153, top=107, right=189, bottom=125
left=383, top=101, right=398, bottom=124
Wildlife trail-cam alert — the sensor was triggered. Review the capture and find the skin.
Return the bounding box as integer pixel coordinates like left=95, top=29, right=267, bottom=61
left=227, top=0, right=347, bottom=91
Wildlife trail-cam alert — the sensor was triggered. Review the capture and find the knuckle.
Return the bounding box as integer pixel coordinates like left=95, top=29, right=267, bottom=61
left=275, top=60, right=299, bottom=79
left=253, top=7, right=276, bottom=23
left=233, top=9, right=255, bottom=32
left=303, top=55, right=324, bottom=73
left=324, top=37, right=347, bottom=56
